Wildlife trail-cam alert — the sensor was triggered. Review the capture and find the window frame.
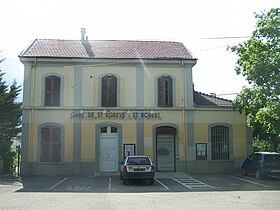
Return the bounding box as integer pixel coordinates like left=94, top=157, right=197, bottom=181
left=209, top=124, right=233, bottom=161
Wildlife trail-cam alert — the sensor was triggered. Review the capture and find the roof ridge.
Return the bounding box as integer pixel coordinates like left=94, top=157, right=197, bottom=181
left=194, top=91, right=232, bottom=102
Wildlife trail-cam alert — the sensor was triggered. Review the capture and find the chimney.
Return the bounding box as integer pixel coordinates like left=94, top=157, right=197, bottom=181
left=81, top=28, right=86, bottom=41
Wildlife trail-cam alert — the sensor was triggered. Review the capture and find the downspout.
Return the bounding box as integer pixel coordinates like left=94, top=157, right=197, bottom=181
left=30, top=57, right=37, bottom=171
left=181, top=60, right=186, bottom=172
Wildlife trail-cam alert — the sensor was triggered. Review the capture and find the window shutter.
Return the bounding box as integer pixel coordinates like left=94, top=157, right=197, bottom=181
left=44, top=76, right=61, bottom=106
left=158, top=77, right=164, bottom=106
left=102, top=76, right=108, bottom=107
left=111, top=75, right=117, bottom=107
left=167, top=77, right=173, bottom=107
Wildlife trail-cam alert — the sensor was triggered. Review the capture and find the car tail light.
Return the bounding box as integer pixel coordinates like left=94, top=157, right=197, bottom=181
left=123, top=166, right=128, bottom=173
left=151, top=165, right=155, bottom=171
left=260, top=161, right=266, bottom=165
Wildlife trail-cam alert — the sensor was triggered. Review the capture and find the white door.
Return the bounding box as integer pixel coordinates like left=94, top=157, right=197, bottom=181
left=99, top=127, right=118, bottom=172
left=157, top=134, right=175, bottom=171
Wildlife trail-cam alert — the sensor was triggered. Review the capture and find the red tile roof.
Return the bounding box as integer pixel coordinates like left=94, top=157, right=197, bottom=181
left=19, top=39, right=194, bottom=60
left=193, top=91, right=232, bottom=107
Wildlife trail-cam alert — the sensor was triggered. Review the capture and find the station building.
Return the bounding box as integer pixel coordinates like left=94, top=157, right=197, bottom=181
left=19, top=30, right=252, bottom=176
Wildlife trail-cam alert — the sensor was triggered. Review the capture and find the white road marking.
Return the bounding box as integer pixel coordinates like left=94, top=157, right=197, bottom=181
left=155, top=178, right=169, bottom=190
left=173, top=177, right=214, bottom=189
left=49, top=177, right=68, bottom=189
left=228, top=175, right=272, bottom=188
left=108, top=177, right=112, bottom=190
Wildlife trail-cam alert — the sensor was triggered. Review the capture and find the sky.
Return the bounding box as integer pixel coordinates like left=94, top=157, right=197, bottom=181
left=0, top=0, right=279, bottom=100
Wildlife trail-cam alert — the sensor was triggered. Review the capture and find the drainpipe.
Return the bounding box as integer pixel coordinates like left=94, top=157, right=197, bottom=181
left=181, top=60, right=186, bottom=173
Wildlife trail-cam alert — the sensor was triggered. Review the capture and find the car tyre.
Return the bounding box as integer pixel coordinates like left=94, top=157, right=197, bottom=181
left=242, top=167, right=248, bottom=176
left=255, top=169, right=262, bottom=179
left=149, top=179, right=154, bottom=185
left=123, top=178, right=127, bottom=185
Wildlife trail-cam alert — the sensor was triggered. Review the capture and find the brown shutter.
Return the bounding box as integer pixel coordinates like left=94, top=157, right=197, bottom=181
left=167, top=76, right=173, bottom=107
left=158, top=77, right=164, bottom=106
left=44, top=76, right=61, bottom=106
left=41, top=127, right=50, bottom=162
left=102, top=76, right=108, bottom=107
left=111, top=75, right=117, bottom=107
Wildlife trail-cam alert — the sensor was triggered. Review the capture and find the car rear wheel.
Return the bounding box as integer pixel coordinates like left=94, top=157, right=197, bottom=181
left=242, top=167, right=248, bottom=176
left=255, top=169, right=262, bottom=179
left=122, top=178, right=127, bottom=185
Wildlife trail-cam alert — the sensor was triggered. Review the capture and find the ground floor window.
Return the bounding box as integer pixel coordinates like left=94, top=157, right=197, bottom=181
left=211, top=125, right=229, bottom=160
left=40, top=125, right=62, bottom=162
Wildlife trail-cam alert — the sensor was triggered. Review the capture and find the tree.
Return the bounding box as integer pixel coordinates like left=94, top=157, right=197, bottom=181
left=229, top=8, right=280, bottom=152
left=0, top=58, right=22, bottom=174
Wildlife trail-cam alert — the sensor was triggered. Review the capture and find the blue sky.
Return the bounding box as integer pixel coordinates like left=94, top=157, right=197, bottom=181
left=0, top=0, right=279, bottom=100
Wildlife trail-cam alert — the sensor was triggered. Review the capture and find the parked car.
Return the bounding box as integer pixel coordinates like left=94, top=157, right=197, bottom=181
left=242, top=152, right=280, bottom=179
left=119, top=156, right=155, bottom=185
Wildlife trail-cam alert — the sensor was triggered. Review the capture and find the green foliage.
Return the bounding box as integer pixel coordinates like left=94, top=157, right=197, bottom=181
left=229, top=8, right=280, bottom=152
left=0, top=60, right=22, bottom=174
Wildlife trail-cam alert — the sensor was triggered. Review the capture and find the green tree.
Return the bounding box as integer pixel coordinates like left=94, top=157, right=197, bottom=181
left=229, top=8, right=280, bottom=152
left=0, top=59, right=22, bottom=174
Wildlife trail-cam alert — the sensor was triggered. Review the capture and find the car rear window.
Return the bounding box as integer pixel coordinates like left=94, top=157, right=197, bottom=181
left=264, top=154, right=280, bottom=161
left=127, top=157, right=151, bottom=165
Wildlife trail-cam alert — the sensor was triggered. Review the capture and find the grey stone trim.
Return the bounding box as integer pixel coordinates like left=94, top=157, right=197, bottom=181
left=20, top=110, right=30, bottom=176
left=136, top=65, right=144, bottom=107
left=41, top=73, right=64, bottom=106
left=74, top=65, right=83, bottom=107
left=154, top=74, right=176, bottom=107
left=73, top=119, right=81, bottom=175
left=23, top=64, right=32, bottom=106
left=185, top=66, right=194, bottom=108
left=208, top=123, right=233, bottom=160
left=136, top=115, right=144, bottom=155
left=187, top=111, right=195, bottom=160
left=95, top=122, right=123, bottom=171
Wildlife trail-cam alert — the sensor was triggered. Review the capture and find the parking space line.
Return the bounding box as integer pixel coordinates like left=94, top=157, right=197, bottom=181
left=108, top=177, right=111, bottom=190
left=155, top=178, right=169, bottom=190
left=49, top=177, right=68, bottom=190
left=228, top=175, right=272, bottom=188
left=172, top=178, right=214, bottom=189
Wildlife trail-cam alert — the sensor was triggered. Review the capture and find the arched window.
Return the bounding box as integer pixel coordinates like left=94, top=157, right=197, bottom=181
left=211, top=125, right=229, bottom=160
left=101, top=75, right=117, bottom=107
left=40, top=125, right=62, bottom=162
left=44, top=75, right=61, bottom=106
left=157, top=76, right=173, bottom=107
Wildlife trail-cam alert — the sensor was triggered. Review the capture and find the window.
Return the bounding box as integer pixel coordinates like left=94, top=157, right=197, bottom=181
left=211, top=125, right=229, bottom=160
left=101, top=75, right=117, bottom=107
left=44, top=76, right=61, bottom=106
left=40, top=125, right=61, bottom=162
left=157, top=76, right=173, bottom=107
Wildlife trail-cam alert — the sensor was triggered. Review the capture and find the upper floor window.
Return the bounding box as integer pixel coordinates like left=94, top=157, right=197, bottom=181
left=40, top=125, right=62, bottom=162
left=101, top=75, right=117, bottom=107
left=44, top=76, right=61, bottom=106
left=211, top=125, right=229, bottom=160
left=157, top=76, right=173, bottom=107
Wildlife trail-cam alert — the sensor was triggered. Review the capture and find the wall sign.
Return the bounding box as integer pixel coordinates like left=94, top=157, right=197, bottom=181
left=196, top=143, right=207, bottom=160
left=70, top=111, right=162, bottom=120
left=124, top=144, right=135, bottom=158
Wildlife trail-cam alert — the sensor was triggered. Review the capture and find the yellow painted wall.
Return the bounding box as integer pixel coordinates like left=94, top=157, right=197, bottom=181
left=81, top=122, right=96, bottom=162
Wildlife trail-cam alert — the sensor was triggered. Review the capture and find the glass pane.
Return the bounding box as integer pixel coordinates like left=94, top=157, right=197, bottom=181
left=111, top=127, right=117, bottom=133
left=101, top=127, right=107, bottom=133
left=41, top=143, right=50, bottom=162
left=52, top=143, right=61, bottom=162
